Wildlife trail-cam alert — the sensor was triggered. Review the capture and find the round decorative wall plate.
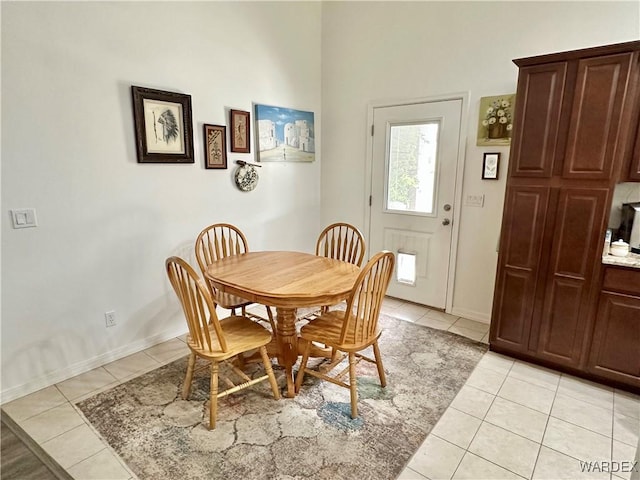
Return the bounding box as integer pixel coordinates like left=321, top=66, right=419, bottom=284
left=234, top=163, right=259, bottom=192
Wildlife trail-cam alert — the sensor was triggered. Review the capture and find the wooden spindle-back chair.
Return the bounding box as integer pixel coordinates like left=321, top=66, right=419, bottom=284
left=315, top=222, right=366, bottom=267
left=195, top=223, right=275, bottom=331
left=294, top=251, right=395, bottom=418
left=165, top=256, right=280, bottom=429
left=308, top=222, right=366, bottom=318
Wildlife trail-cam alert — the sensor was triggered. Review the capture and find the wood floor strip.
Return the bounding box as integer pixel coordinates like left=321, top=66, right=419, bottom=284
left=1, top=410, right=72, bottom=480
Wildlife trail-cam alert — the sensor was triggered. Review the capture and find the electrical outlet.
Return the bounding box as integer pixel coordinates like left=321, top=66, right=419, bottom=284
left=105, top=310, right=116, bottom=327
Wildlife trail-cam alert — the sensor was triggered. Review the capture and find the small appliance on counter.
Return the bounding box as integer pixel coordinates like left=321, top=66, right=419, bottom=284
left=610, top=240, right=630, bottom=257
left=615, top=202, right=640, bottom=254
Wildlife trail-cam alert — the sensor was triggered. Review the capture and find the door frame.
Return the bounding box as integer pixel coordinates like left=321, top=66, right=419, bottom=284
left=364, top=92, right=470, bottom=313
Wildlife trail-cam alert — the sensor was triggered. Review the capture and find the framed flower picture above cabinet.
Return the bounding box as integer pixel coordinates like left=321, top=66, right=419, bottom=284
left=476, top=94, right=515, bottom=146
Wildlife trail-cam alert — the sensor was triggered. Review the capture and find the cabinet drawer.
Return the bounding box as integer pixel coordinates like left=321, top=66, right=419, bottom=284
left=603, top=267, right=640, bottom=296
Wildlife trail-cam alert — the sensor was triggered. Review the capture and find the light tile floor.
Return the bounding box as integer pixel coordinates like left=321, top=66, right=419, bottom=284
left=2, top=298, right=639, bottom=480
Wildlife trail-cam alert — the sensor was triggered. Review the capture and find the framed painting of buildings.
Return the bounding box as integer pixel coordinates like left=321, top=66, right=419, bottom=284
left=254, top=104, right=315, bottom=162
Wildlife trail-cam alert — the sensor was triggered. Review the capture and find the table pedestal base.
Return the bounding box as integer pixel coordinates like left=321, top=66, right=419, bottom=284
left=274, top=307, right=334, bottom=397
left=275, top=307, right=299, bottom=397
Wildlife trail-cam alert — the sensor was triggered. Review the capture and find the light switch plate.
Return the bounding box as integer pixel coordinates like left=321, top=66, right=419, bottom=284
left=10, top=208, right=38, bottom=229
left=465, top=194, right=485, bottom=207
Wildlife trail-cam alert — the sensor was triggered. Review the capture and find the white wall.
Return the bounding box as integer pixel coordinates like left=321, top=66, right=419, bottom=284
left=320, top=1, right=640, bottom=322
left=1, top=1, right=322, bottom=402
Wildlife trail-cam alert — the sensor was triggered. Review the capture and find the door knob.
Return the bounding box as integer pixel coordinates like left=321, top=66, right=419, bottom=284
left=443, top=204, right=452, bottom=211
left=442, top=218, right=451, bottom=226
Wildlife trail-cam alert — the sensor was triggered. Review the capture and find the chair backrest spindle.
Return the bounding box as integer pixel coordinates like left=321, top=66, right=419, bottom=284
left=195, top=223, right=250, bottom=297
left=340, top=251, right=394, bottom=346
left=166, top=256, right=228, bottom=353
left=316, top=222, right=366, bottom=267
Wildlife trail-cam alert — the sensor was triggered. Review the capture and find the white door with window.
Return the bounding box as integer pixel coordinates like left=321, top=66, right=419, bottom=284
left=368, top=98, right=463, bottom=309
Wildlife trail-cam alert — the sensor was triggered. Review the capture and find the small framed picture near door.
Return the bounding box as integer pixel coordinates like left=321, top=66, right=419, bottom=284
left=482, top=152, right=500, bottom=179
left=230, top=109, right=250, bottom=153
left=203, top=124, right=227, bottom=169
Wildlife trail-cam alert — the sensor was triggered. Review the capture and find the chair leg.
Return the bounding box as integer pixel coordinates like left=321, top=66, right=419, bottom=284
left=266, top=306, right=276, bottom=332
left=259, top=346, right=281, bottom=400
left=182, top=352, right=196, bottom=399
left=294, top=340, right=312, bottom=393
left=235, top=352, right=246, bottom=369
left=348, top=352, right=358, bottom=419
left=330, top=347, right=339, bottom=362
left=208, top=361, right=219, bottom=430
left=372, top=341, right=387, bottom=387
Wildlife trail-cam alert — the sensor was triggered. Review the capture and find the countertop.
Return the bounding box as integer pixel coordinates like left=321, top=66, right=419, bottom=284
left=602, top=251, right=640, bottom=269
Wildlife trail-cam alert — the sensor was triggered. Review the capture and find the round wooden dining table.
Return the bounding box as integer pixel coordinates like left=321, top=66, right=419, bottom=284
left=205, top=250, right=361, bottom=397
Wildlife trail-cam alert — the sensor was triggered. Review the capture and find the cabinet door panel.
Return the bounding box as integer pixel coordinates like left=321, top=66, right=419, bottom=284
left=536, top=188, right=609, bottom=366
left=588, top=292, right=640, bottom=385
left=491, top=186, right=550, bottom=351
left=630, top=120, right=640, bottom=180
left=510, top=63, right=567, bottom=178
left=563, top=53, right=633, bottom=179
left=537, top=278, right=584, bottom=360
left=503, top=189, right=549, bottom=268
left=493, top=270, right=531, bottom=346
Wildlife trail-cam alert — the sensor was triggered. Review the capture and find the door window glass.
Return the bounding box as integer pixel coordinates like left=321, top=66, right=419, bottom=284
left=386, top=122, right=439, bottom=214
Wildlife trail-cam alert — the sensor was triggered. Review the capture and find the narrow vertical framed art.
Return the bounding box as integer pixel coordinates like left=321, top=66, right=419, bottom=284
left=230, top=109, right=250, bottom=153
left=203, top=124, right=227, bottom=169
left=482, top=152, right=500, bottom=179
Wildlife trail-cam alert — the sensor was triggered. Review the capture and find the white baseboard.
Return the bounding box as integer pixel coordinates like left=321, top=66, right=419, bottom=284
left=449, top=307, right=491, bottom=324
left=1, top=326, right=187, bottom=405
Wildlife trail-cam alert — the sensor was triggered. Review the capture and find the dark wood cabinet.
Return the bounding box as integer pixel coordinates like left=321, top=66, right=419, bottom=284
left=587, top=267, right=640, bottom=387
left=630, top=118, right=640, bottom=181
left=491, top=186, right=550, bottom=353
left=490, top=41, right=640, bottom=392
left=624, top=59, right=640, bottom=181
left=563, top=53, right=634, bottom=180
left=509, top=62, right=566, bottom=178
left=535, top=188, right=610, bottom=367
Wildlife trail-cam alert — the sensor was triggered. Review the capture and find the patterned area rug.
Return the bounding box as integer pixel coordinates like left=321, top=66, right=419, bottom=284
left=77, top=315, right=487, bottom=480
